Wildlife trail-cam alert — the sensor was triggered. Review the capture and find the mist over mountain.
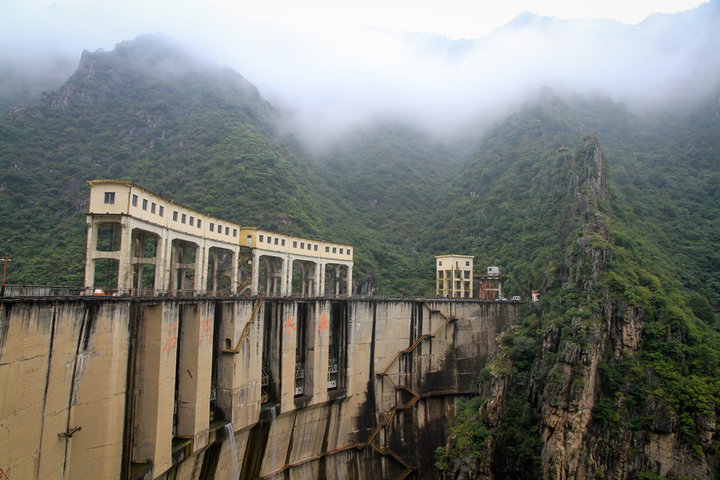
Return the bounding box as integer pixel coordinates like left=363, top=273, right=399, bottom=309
left=3, top=1, right=719, bottom=151
left=2, top=4, right=720, bottom=476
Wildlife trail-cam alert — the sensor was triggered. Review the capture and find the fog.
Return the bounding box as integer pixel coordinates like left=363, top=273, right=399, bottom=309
left=1, top=0, right=718, bottom=151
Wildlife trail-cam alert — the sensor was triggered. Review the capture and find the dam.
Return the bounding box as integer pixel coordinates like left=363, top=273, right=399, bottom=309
left=0, top=295, right=521, bottom=479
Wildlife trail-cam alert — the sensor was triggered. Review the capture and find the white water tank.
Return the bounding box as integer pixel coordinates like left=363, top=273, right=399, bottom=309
left=487, top=266, right=500, bottom=275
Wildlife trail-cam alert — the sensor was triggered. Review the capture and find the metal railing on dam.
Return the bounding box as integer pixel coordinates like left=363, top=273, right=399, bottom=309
left=1, top=284, right=525, bottom=304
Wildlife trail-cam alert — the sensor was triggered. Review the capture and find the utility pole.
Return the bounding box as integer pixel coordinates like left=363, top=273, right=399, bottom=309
left=1, top=253, right=9, bottom=297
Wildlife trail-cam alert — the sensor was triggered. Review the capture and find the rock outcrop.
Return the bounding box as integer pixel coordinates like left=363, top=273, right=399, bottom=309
left=441, top=134, right=717, bottom=480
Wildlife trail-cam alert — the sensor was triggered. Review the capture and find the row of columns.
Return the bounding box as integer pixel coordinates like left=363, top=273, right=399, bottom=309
left=250, top=250, right=353, bottom=297
left=85, top=215, right=354, bottom=298
left=85, top=215, right=240, bottom=294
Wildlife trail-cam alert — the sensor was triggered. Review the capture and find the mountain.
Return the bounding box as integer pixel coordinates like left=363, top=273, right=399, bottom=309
left=317, top=123, right=474, bottom=294
left=435, top=94, right=720, bottom=478
left=0, top=34, right=475, bottom=294
left=2, top=22, right=720, bottom=478
left=0, top=35, right=369, bottom=285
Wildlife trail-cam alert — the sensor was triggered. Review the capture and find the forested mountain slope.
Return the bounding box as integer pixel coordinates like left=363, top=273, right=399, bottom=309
left=0, top=34, right=718, bottom=313
left=2, top=29, right=720, bottom=478
left=428, top=91, right=720, bottom=309
left=435, top=94, right=720, bottom=479
left=0, top=34, right=476, bottom=293
left=317, top=123, right=474, bottom=294
left=0, top=35, right=375, bottom=286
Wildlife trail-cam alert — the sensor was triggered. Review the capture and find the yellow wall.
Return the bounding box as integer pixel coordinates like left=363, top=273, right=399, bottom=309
left=88, top=180, right=354, bottom=258
left=241, top=227, right=353, bottom=262
left=435, top=255, right=474, bottom=297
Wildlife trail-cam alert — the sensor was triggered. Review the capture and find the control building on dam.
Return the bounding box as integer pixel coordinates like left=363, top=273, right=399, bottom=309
left=0, top=181, right=524, bottom=480
left=84, top=179, right=353, bottom=297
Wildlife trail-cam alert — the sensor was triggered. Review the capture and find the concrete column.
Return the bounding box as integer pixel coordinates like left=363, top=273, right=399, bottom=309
left=132, top=303, right=178, bottom=473
left=319, top=262, right=326, bottom=297
left=314, top=262, right=321, bottom=297
left=117, top=217, right=132, bottom=292
left=176, top=303, right=213, bottom=450
left=231, top=246, right=239, bottom=294
left=217, top=302, right=261, bottom=429
left=286, top=258, right=295, bottom=296
left=280, top=256, right=288, bottom=296
left=169, top=240, right=178, bottom=292
left=265, top=258, right=272, bottom=295
left=132, top=231, right=143, bottom=292
left=334, top=265, right=340, bottom=295
left=211, top=250, right=218, bottom=294
left=155, top=230, right=169, bottom=293
left=280, top=305, right=297, bottom=411
left=251, top=250, right=260, bottom=296
left=347, top=264, right=353, bottom=297
left=196, top=239, right=207, bottom=296
left=84, top=216, right=97, bottom=290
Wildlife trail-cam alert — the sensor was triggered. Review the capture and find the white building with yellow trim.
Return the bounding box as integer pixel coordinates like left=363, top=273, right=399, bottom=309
left=85, top=180, right=353, bottom=297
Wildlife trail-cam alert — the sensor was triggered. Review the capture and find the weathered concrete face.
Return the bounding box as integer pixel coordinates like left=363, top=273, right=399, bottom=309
left=0, top=297, right=520, bottom=480
left=0, top=300, right=130, bottom=480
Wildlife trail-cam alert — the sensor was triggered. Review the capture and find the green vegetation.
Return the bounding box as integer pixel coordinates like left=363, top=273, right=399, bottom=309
left=1, top=32, right=720, bottom=478
left=436, top=94, right=720, bottom=477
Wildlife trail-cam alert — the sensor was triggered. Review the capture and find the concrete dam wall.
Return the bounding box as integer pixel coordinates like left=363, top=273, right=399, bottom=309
left=0, top=297, right=521, bottom=480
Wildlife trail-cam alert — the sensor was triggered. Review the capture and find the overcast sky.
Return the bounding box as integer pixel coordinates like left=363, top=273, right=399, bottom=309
left=1, top=0, right=714, bottom=149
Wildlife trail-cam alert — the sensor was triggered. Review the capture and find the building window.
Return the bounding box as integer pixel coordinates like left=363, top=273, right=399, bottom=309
left=466, top=261, right=470, bottom=266
left=281, top=239, right=285, bottom=246
left=233, top=229, right=237, bottom=237
left=339, top=248, right=343, bottom=254
left=189, top=216, right=194, bottom=226
left=456, top=281, right=461, bottom=289
left=439, top=261, right=442, bottom=266
left=104, top=192, right=115, bottom=204
left=197, top=219, right=201, bottom=228
left=347, top=249, right=351, bottom=255
left=181, top=214, right=186, bottom=224
left=259, top=234, right=263, bottom=242
left=301, top=242, right=304, bottom=249
left=314, top=245, right=317, bottom=251
left=159, top=206, right=164, bottom=217
left=275, top=238, right=279, bottom=245
left=333, top=247, right=337, bottom=253
left=464, top=271, right=470, bottom=279
left=225, top=227, right=229, bottom=235
left=210, top=223, right=214, bottom=232
left=293, top=241, right=297, bottom=248
left=268, top=236, right=272, bottom=244
left=151, top=202, right=156, bottom=214
left=325, top=246, right=329, bottom=252
left=465, top=281, right=470, bottom=290
left=173, top=211, right=178, bottom=221
left=132, top=194, right=138, bottom=207
left=439, top=271, right=444, bottom=278
left=142, top=199, right=148, bottom=210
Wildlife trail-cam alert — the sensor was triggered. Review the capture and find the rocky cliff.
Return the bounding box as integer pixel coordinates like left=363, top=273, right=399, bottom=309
left=439, top=134, right=719, bottom=480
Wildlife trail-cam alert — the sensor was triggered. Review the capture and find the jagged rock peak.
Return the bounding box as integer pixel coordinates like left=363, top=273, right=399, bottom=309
left=78, top=49, right=96, bottom=76
left=576, top=133, right=609, bottom=206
